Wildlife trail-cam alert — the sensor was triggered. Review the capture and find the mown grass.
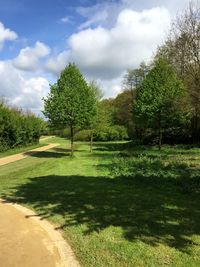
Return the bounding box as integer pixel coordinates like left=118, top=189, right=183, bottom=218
left=0, top=137, right=200, bottom=267
left=0, top=137, right=50, bottom=158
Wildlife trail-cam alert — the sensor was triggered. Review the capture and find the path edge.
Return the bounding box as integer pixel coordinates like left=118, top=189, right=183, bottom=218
left=0, top=198, right=80, bottom=267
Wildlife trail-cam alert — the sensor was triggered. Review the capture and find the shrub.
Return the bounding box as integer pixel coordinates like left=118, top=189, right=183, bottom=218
left=94, top=125, right=128, bottom=141
left=0, top=101, right=44, bottom=152
left=74, top=130, right=91, bottom=141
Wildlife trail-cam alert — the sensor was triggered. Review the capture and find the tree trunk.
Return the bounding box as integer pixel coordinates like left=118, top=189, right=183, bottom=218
left=192, top=107, right=198, bottom=144
left=158, top=112, right=162, bottom=150
left=158, top=128, right=162, bottom=150
left=90, top=131, right=93, bottom=153
left=70, top=125, right=74, bottom=156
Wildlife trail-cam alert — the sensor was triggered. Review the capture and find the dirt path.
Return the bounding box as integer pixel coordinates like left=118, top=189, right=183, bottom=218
left=0, top=143, right=59, bottom=166
left=0, top=200, right=80, bottom=267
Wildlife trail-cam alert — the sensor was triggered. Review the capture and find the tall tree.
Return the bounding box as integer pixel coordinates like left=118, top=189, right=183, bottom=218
left=123, top=62, right=149, bottom=92
left=43, top=63, right=97, bottom=156
left=134, top=59, right=189, bottom=149
left=156, top=3, right=200, bottom=142
left=123, top=62, right=150, bottom=139
left=86, top=81, right=102, bottom=152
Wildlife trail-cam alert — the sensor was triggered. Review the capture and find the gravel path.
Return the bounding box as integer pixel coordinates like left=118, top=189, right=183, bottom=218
left=0, top=200, right=80, bottom=267
left=0, top=143, right=59, bottom=166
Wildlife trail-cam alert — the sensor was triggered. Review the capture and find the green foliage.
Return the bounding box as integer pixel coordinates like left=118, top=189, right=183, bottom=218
left=113, top=89, right=135, bottom=138
left=96, top=99, right=116, bottom=127
left=94, top=125, right=128, bottom=141
left=74, top=129, right=91, bottom=141
left=0, top=101, right=43, bottom=152
left=43, top=63, right=97, bottom=155
left=134, top=59, right=191, bottom=146
left=74, top=126, right=128, bottom=141
left=110, top=147, right=200, bottom=194
left=43, top=63, right=97, bottom=129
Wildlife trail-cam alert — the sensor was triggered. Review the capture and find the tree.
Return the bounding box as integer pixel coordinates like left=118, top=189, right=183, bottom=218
left=156, top=3, right=200, bottom=143
left=43, top=63, right=97, bottom=156
left=85, top=81, right=101, bottom=152
left=123, top=62, right=149, bottom=92
left=134, top=59, right=189, bottom=149
left=122, top=63, right=150, bottom=140
left=113, top=90, right=135, bottom=138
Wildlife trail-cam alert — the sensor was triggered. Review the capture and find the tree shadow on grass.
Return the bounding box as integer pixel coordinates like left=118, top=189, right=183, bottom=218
left=24, top=151, right=68, bottom=158
left=3, top=165, right=200, bottom=253
left=52, top=147, right=72, bottom=153
left=93, top=142, right=131, bottom=152
left=93, top=142, right=200, bottom=157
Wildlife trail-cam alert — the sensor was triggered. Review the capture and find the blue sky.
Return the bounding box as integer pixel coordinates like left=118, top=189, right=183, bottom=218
left=0, top=0, right=192, bottom=114
left=0, top=0, right=85, bottom=58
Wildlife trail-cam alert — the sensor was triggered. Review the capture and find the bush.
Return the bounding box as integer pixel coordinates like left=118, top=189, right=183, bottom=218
left=73, top=126, right=128, bottom=142
left=0, top=101, right=44, bottom=152
left=94, top=125, right=128, bottom=141
left=74, top=130, right=91, bottom=141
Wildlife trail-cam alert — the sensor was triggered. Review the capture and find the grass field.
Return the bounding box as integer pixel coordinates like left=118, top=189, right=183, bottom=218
left=0, top=136, right=200, bottom=267
left=0, top=142, right=47, bottom=158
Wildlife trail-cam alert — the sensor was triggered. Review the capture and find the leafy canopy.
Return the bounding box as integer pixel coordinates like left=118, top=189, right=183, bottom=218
left=134, top=59, right=189, bottom=128
left=43, top=63, right=97, bottom=129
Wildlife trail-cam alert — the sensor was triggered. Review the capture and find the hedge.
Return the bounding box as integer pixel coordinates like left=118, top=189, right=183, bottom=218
left=0, top=102, right=45, bottom=152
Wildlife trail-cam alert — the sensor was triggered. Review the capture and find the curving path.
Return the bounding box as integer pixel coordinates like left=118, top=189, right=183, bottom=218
left=0, top=200, right=80, bottom=267
left=0, top=143, right=80, bottom=266
left=0, top=143, right=59, bottom=166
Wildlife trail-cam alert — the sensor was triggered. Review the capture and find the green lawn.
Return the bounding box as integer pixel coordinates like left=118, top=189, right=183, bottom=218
left=0, top=137, right=200, bottom=267
left=0, top=137, right=49, bottom=158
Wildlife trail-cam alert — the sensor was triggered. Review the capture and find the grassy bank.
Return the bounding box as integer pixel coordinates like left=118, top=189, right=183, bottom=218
left=0, top=136, right=51, bottom=158
left=0, top=137, right=199, bottom=266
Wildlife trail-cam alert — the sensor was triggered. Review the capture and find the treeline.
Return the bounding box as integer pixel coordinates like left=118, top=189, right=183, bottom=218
left=44, top=3, right=199, bottom=153
left=0, top=101, right=45, bottom=152
left=87, top=4, right=199, bottom=147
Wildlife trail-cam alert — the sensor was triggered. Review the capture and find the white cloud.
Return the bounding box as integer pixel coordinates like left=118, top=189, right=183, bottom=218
left=0, top=61, right=49, bottom=113
left=13, top=41, right=50, bottom=71
left=0, top=22, right=18, bottom=49
left=58, top=16, right=74, bottom=24
left=98, top=76, right=124, bottom=98
left=45, top=51, right=69, bottom=76
left=61, top=17, right=70, bottom=23
left=77, top=0, right=191, bottom=23
left=47, top=7, right=170, bottom=81
left=77, top=5, right=109, bottom=30
left=12, top=77, right=49, bottom=111
left=45, top=6, right=171, bottom=100
left=1, top=0, right=193, bottom=114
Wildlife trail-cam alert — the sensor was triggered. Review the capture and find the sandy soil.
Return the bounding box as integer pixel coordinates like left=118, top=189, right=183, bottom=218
left=0, top=201, right=62, bottom=267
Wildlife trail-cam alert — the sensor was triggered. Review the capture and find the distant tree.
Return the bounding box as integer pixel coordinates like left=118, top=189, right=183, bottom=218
left=123, top=62, right=149, bottom=92
left=134, top=59, right=190, bottom=149
left=122, top=62, right=150, bottom=139
left=86, top=81, right=102, bottom=152
left=97, top=98, right=116, bottom=127
left=43, top=63, right=97, bottom=156
left=113, top=90, right=135, bottom=138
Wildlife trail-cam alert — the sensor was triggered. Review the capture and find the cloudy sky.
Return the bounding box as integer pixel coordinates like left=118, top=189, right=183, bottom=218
left=0, top=0, right=191, bottom=115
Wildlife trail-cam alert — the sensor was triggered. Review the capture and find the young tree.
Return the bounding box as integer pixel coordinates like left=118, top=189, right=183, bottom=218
left=43, top=63, right=97, bottom=156
left=134, top=59, right=189, bottom=149
left=87, top=81, right=102, bottom=152
left=113, top=90, right=135, bottom=138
